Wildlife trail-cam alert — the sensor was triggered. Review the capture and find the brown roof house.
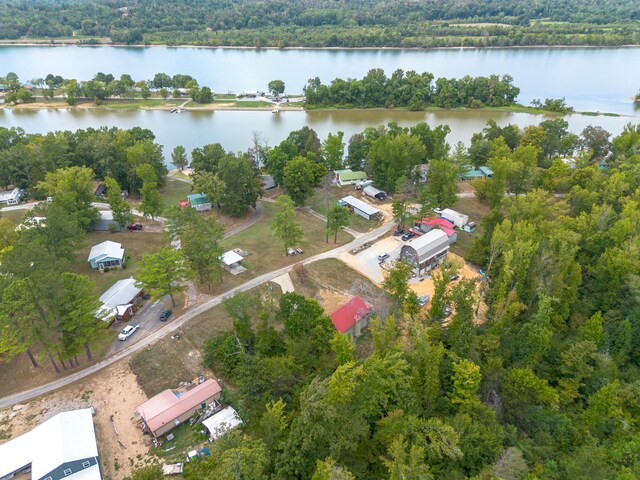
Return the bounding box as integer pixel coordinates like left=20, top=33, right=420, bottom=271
left=136, top=379, right=222, bottom=438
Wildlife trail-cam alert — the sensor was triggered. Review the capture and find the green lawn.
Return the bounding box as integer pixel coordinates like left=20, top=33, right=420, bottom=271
left=449, top=196, right=490, bottom=259
left=307, top=185, right=382, bottom=233
left=159, top=178, right=193, bottom=207
left=72, top=231, right=169, bottom=295
left=170, top=171, right=193, bottom=181
left=220, top=200, right=352, bottom=273
left=149, top=422, right=208, bottom=463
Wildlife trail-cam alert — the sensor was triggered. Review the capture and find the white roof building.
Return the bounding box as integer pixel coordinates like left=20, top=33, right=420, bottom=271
left=0, top=408, right=101, bottom=480
left=202, top=407, right=243, bottom=441
left=0, top=188, right=22, bottom=205
left=440, top=208, right=469, bottom=229
left=220, top=250, right=244, bottom=266
left=400, top=229, right=450, bottom=274
left=339, top=195, right=381, bottom=220
left=97, top=277, right=142, bottom=321
left=87, top=240, right=125, bottom=265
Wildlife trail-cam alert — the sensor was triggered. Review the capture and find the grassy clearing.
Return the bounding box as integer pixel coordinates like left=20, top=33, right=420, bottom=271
left=0, top=208, right=29, bottom=225
left=130, top=283, right=280, bottom=397
left=149, top=422, right=208, bottom=463
left=449, top=196, right=490, bottom=259
left=159, top=178, right=193, bottom=206
left=170, top=171, right=193, bottom=181
left=307, top=185, right=381, bottom=232
left=99, top=99, right=184, bottom=110
left=290, top=258, right=382, bottom=299
left=220, top=200, right=352, bottom=271
left=189, top=200, right=354, bottom=297
left=71, top=231, right=169, bottom=295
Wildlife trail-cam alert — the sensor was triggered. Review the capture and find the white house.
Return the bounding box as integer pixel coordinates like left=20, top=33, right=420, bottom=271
left=0, top=188, right=22, bottom=205
left=0, top=408, right=102, bottom=480
left=87, top=241, right=125, bottom=270
left=96, top=277, right=142, bottom=322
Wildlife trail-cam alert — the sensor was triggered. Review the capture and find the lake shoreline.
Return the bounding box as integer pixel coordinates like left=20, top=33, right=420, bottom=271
left=1, top=41, right=640, bottom=52
left=1, top=100, right=628, bottom=118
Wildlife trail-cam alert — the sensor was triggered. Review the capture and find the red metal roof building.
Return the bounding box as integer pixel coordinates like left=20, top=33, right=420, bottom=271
left=136, top=379, right=222, bottom=438
left=330, top=296, right=374, bottom=337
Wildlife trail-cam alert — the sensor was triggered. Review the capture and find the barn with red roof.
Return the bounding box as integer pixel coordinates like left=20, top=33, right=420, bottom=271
left=330, top=296, right=374, bottom=337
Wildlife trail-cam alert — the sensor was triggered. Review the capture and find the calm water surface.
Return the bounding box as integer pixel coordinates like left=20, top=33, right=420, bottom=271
left=1, top=46, right=639, bottom=165
left=1, top=46, right=639, bottom=113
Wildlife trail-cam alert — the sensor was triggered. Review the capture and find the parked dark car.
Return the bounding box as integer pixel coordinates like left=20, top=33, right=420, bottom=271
left=401, top=232, right=415, bottom=241
left=159, top=309, right=173, bottom=322
left=127, top=223, right=143, bottom=231
left=449, top=274, right=460, bottom=282
left=393, top=228, right=405, bottom=237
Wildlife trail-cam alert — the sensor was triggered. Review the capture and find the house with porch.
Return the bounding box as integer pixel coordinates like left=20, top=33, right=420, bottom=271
left=334, top=169, right=368, bottom=187
left=187, top=193, right=212, bottom=212
left=96, top=277, right=143, bottom=323
left=88, top=240, right=125, bottom=270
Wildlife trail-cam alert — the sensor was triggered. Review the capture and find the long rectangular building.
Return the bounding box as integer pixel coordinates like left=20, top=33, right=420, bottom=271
left=338, top=196, right=381, bottom=220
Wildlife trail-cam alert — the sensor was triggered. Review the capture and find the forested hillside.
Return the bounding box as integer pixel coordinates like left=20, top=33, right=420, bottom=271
left=1, top=0, right=639, bottom=47
left=115, top=121, right=640, bottom=479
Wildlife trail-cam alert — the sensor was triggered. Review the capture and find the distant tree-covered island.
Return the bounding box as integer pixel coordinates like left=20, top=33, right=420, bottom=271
left=0, top=0, right=639, bottom=48
left=1, top=70, right=580, bottom=115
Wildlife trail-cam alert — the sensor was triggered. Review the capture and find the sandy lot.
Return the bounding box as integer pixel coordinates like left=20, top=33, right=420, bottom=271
left=0, top=360, right=152, bottom=480
left=338, top=235, right=403, bottom=284
left=338, top=233, right=484, bottom=317
left=316, top=289, right=352, bottom=314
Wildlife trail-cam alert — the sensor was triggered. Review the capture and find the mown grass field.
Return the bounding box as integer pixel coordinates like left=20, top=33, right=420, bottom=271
left=71, top=230, right=170, bottom=295
left=307, top=185, right=382, bottom=232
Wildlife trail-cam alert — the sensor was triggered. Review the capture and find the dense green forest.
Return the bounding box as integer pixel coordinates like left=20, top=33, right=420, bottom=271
left=304, top=69, right=520, bottom=109
left=0, top=0, right=639, bottom=47
left=132, top=120, right=640, bottom=478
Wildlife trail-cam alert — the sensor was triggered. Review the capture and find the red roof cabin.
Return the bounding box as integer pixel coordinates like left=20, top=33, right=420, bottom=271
left=330, top=296, right=374, bottom=337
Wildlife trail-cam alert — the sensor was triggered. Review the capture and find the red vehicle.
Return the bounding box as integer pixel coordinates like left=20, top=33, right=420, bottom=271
left=127, top=223, right=143, bottom=231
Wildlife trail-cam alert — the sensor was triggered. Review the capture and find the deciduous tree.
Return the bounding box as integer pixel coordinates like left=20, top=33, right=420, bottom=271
left=271, top=195, right=303, bottom=253
left=136, top=247, right=190, bottom=306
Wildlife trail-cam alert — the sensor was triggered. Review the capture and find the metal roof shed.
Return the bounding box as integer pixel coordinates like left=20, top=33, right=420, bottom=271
left=363, top=185, right=387, bottom=200
left=339, top=195, right=380, bottom=220
left=202, top=407, right=243, bottom=441
left=136, top=379, right=222, bottom=438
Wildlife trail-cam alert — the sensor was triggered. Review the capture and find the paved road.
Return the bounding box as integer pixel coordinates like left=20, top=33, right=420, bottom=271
left=0, top=220, right=394, bottom=408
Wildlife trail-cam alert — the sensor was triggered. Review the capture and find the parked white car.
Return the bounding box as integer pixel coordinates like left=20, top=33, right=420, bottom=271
left=418, top=294, right=431, bottom=307
left=118, top=323, right=140, bottom=341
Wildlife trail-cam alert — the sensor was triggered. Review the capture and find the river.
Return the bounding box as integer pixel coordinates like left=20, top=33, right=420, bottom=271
left=1, top=46, right=639, bottom=163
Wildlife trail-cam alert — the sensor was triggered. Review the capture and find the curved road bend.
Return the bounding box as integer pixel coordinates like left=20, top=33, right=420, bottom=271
left=0, top=221, right=394, bottom=408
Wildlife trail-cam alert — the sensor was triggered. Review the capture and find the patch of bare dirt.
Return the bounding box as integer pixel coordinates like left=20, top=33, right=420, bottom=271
left=317, top=289, right=351, bottom=315
left=0, top=360, right=153, bottom=479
